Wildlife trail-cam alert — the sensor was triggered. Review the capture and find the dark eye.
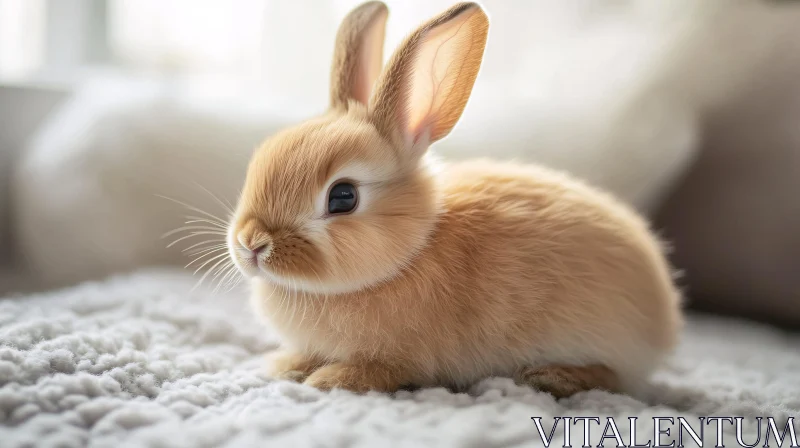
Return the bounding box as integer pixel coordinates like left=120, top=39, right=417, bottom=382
left=328, top=182, right=358, bottom=215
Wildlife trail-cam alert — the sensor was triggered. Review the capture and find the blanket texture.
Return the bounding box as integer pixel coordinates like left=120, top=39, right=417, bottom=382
left=1, top=269, right=798, bottom=447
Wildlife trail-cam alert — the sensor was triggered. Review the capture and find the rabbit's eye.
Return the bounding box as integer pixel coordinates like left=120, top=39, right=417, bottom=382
left=328, top=182, right=358, bottom=214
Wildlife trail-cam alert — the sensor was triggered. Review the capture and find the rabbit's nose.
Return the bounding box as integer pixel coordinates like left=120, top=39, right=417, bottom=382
left=237, top=233, right=270, bottom=256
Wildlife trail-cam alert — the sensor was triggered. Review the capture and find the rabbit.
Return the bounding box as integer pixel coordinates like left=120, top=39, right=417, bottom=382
left=19, top=0, right=790, bottom=291
left=226, top=1, right=683, bottom=398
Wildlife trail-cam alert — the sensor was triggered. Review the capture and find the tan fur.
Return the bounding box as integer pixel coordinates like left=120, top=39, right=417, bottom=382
left=329, top=2, right=388, bottom=109
left=515, top=365, right=621, bottom=399
left=265, top=349, right=326, bottom=382
left=229, top=2, right=683, bottom=397
left=370, top=3, right=489, bottom=147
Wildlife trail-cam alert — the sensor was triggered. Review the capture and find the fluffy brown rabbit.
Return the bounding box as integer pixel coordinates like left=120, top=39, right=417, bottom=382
left=227, top=1, right=683, bottom=397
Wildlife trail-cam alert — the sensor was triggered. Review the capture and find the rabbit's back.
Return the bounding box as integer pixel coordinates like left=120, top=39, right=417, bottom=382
left=253, top=159, right=682, bottom=390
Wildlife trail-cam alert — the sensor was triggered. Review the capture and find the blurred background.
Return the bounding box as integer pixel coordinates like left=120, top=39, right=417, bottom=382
left=0, top=0, right=798, bottom=327
left=0, top=0, right=556, bottom=99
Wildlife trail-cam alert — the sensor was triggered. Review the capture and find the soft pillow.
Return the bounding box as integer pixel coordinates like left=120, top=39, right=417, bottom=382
left=655, top=27, right=800, bottom=327
left=12, top=0, right=796, bottom=290
left=11, top=77, right=299, bottom=288
left=0, top=86, right=68, bottom=267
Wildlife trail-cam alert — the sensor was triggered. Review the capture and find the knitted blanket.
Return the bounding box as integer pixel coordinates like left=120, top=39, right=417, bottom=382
left=1, top=269, right=798, bottom=447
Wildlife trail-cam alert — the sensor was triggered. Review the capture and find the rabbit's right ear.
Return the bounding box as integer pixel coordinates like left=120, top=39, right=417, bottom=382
left=369, top=3, right=488, bottom=161
left=329, top=1, right=389, bottom=111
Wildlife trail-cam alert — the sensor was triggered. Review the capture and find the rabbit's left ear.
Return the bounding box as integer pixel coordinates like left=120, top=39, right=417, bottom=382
left=329, top=1, right=389, bottom=110
left=369, top=3, right=489, bottom=159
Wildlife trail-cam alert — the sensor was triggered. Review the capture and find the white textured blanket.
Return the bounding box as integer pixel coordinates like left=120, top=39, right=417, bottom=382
left=1, top=269, right=798, bottom=447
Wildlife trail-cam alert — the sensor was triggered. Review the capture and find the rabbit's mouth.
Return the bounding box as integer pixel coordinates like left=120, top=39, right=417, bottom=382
left=226, top=236, right=330, bottom=294
left=251, top=268, right=362, bottom=296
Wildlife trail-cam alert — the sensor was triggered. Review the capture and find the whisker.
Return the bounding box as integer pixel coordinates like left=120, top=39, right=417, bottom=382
left=167, top=231, right=228, bottom=248
left=162, top=225, right=227, bottom=239
left=221, top=281, right=241, bottom=295
left=212, top=263, right=236, bottom=293
left=192, top=256, right=233, bottom=292
left=184, top=217, right=228, bottom=230
left=216, top=265, right=238, bottom=292
left=183, top=240, right=227, bottom=253
left=224, top=271, right=244, bottom=293
left=193, top=181, right=236, bottom=215
left=213, top=263, right=239, bottom=294
left=155, top=194, right=229, bottom=227
left=185, top=244, right=227, bottom=257
left=186, top=249, right=229, bottom=269
left=186, top=250, right=227, bottom=263
left=191, top=251, right=232, bottom=275
left=156, top=191, right=244, bottom=295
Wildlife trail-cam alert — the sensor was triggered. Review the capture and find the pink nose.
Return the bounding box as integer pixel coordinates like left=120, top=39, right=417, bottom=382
left=237, top=234, right=269, bottom=256
left=248, top=244, right=267, bottom=256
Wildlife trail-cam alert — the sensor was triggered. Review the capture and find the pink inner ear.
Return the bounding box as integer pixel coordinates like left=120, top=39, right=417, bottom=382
left=353, top=56, right=379, bottom=106
left=406, top=13, right=474, bottom=142
left=351, top=12, right=387, bottom=106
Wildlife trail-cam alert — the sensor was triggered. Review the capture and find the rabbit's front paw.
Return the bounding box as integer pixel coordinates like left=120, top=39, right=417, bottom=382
left=303, top=362, right=405, bottom=393
left=265, top=349, right=324, bottom=382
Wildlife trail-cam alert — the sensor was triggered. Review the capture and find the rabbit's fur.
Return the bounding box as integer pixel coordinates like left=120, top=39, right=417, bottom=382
left=229, top=2, right=682, bottom=396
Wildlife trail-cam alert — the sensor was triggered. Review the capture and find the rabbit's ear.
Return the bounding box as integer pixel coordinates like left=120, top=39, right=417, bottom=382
left=370, top=3, right=488, bottom=159
left=330, top=1, right=389, bottom=110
